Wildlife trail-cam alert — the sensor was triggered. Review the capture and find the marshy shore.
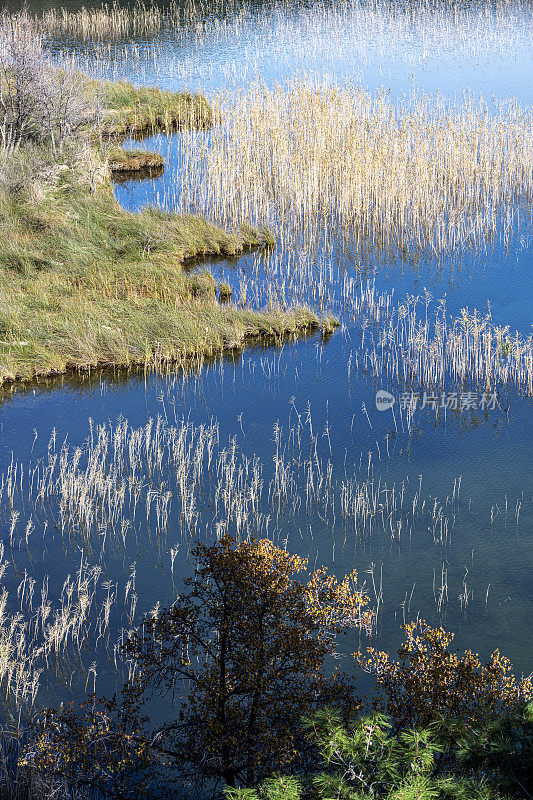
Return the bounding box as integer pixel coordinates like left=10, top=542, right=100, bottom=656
left=0, top=77, right=331, bottom=385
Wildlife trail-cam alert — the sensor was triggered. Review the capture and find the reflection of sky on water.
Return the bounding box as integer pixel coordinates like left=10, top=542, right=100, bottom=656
left=1, top=329, right=532, bottom=679
left=43, top=0, right=533, bottom=103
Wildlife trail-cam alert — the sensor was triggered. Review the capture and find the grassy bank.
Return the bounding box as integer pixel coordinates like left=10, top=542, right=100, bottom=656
left=0, top=23, right=332, bottom=388
left=95, top=80, right=214, bottom=177
left=99, top=80, right=216, bottom=138
left=0, top=155, right=324, bottom=384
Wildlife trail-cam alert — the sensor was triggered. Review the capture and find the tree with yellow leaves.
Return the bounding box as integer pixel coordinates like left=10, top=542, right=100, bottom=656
left=122, top=534, right=373, bottom=793
left=358, top=620, right=532, bottom=731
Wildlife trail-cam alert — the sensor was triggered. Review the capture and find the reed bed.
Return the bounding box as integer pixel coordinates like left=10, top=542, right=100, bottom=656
left=1, top=415, right=458, bottom=550
left=184, top=246, right=533, bottom=397
left=39, top=0, right=530, bottom=42
left=0, top=0, right=530, bottom=721
left=35, top=0, right=531, bottom=114
left=42, top=2, right=169, bottom=40
left=347, top=281, right=533, bottom=394
left=36, top=0, right=532, bottom=68
left=0, top=545, right=137, bottom=708
left=171, top=84, right=532, bottom=257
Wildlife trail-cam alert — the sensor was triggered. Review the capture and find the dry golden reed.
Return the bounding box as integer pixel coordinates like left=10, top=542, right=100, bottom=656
left=173, top=83, right=533, bottom=256
left=348, top=282, right=533, bottom=395
left=41, top=2, right=168, bottom=39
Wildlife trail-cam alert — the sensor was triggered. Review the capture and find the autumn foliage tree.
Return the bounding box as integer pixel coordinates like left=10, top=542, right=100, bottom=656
left=20, top=695, right=153, bottom=800
left=358, top=620, right=532, bottom=730
left=122, top=535, right=373, bottom=791
left=355, top=621, right=533, bottom=797
left=226, top=623, right=533, bottom=800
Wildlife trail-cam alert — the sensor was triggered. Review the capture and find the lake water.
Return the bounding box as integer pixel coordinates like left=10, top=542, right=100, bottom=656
left=1, top=0, right=532, bottom=714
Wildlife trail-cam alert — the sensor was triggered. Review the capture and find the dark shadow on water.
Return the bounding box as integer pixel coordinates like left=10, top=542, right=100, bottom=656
left=0, top=327, right=321, bottom=408
left=110, top=164, right=165, bottom=185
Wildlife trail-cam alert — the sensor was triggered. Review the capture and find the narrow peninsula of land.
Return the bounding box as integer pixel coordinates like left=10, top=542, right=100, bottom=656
left=0, top=71, right=331, bottom=384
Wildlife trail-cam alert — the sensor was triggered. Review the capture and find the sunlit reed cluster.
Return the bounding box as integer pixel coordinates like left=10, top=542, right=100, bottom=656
left=41, top=2, right=168, bottom=40
left=1, top=414, right=458, bottom=550
left=171, top=84, right=532, bottom=257
left=347, top=282, right=533, bottom=394
left=0, top=546, right=138, bottom=708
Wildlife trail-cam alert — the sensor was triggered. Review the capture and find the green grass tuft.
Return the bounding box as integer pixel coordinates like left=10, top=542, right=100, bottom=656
left=99, top=80, right=217, bottom=138
left=105, top=146, right=165, bottom=173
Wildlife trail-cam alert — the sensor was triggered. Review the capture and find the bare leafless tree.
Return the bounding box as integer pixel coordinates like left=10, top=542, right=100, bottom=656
left=0, top=10, right=99, bottom=153
left=0, top=11, right=44, bottom=150
left=40, top=55, right=101, bottom=153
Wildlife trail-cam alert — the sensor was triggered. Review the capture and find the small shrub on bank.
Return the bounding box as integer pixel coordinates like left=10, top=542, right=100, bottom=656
left=358, top=621, right=533, bottom=730
left=19, top=697, right=152, bottom=800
